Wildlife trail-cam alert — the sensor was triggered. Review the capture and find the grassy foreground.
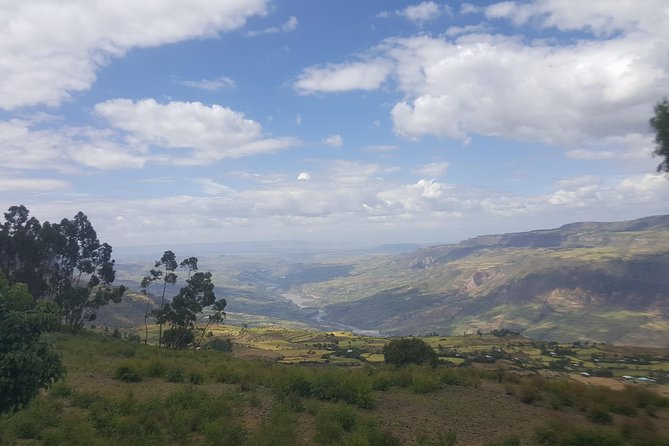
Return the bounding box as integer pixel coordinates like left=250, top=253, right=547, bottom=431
left=1, top=332, right=669, bottom=445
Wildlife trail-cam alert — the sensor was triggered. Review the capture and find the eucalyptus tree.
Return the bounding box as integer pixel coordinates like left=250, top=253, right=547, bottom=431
left=141, top=250, right=178, bottom=346
left=0, top=206, right=125, bottom=332
left=151, top=262, right=226, bottom=349
left=650, top=98, right=669, bottom=173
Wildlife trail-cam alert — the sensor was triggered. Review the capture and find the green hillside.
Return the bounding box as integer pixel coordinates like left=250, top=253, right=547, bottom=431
left=301, top=216, right=669, bottom=346
left=107, top=215, right=669, bottom=347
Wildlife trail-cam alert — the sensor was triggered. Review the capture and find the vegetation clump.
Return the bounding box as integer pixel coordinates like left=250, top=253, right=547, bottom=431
left=383, top=338, right=438, bottom=366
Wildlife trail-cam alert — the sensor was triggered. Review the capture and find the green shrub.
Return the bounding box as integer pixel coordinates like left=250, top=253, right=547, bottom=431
left=189, top=371, right=205, bottom=385
left=250, top=404, right=297, bottom=446
left=114, top=363, right=142, bottom=382
left=162, top=328, right=194, bottom=349
left=49, top=381, right=73, bottom=398
left=206, top=337, right=233, bottom=352
left=411, top=368, right=441, bottom=394
left=588, top=407, right=613, bottom=425
left=418, top=430, right=457, bottom=446
left=70, top=391, right=100, bottom=409
left=166, top=367, right=186, bottom=383
left=7, top=398, right=62, bottom=439
left=203, top=420, right=247, bottom=446
left=144, top=359, right=167, bottom=378
left=384, top=338, right=438, bottom=366
left=536, top=420, right=624, bottom=446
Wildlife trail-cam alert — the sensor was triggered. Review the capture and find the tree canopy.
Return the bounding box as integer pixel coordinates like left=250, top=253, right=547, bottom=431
left=147, top=256, right=226, bottom=349
left=650, top=99, right=669, bottom=173
left=383, top=338, right=438, bottom=367
left=0, top=205, right=125, bottom=332
left=0, top=272, right=65, bottom=413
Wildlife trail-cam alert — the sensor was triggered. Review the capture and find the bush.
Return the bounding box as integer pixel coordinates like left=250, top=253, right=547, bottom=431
left=113, top=363, right=142, bottom=382
left=206, top=337, right=233, bottom=352
left=411, top=368, right=441, bottom=394
left=189, top=371, right=205, bottom=385
left=49, top=382, right=73, bottom=398
left=162, top=328, right=194, bottom=349
left=588, top=407, right=613, bottom=425
left=166, top=367, right=186, bottom=383
left=315, top=404, right=357, bottom=444
left=383, top=338, right=438, bottom=366
left=536, top=420, right=624, bottom=446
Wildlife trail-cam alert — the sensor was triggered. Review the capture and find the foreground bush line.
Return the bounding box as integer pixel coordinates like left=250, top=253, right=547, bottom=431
left=2, top=332, right=668, bottom=445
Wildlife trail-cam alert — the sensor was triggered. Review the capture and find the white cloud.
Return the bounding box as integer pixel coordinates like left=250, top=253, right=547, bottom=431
left=322, top=134, right=343, bottom=147
left=0, top=175, right=69, bottom=193
left=445, top=23, right=491, bottom=36
left=297, top=172, right=311, bottom=181
left=246, top=16, right=298, bottom=36
left=0, top=0, right=269, bottom=110
left=179, top=76, right=236, bottom=91
left=460, top=3, right=481, bottom=15
left=298, top=4, right=669, bottom=156
left=295, top=114, right=302, bottom=125
left=95, top=99, right=299, bottom=162
left=483, top=0, right=668, bottom=37
left=0, top=119, right=146, bottom=171
left=9, top=165, right=669, bottom=246
left=399, top=2, right=445, bottom=23
left=414, top=162, right=449, bottom=177
left=295, top=61, right=391, bottom=94
left=195, top=178, right=235, bottom=195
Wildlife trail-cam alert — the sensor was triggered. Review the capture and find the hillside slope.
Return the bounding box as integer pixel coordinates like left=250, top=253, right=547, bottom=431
left=304, top=215, right=669, bottom=346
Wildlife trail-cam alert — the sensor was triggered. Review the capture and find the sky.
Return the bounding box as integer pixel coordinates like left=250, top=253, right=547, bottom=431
left=1, top=0, right=669, bottom=247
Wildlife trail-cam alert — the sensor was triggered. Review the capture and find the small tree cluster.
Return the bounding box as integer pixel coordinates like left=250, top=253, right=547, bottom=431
left=0, top=205, right=125, bottom=332
left=383, top=338, right=438, bottom=366
left=143, top=253, right=226, bottom=349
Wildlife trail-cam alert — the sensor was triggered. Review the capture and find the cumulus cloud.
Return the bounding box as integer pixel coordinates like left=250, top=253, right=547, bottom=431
left=296, top=1, right=669, bottom=159
left=179, top=76, right=236, bottom=91
left=246, top=16, right=298, bottom=36
left=0, top=118, right=147, bottom=171
left=322, top=134, right=343, bottom=147
left=297, top=172, right=311, bottom=180
left=8, top=165, right=669, bottom=245
left=295, top=61, right=391, bottom=94
left=0, top=99, right=298, bottom=172
left=95, top=99, right=299, bottom=162
left=379, top=2, right=449, bottom=24
left=399, top=2, right=446, bottom=23
left=0, top=0, right=269, bottom=110
left=483, top=0, right=666, bottom=36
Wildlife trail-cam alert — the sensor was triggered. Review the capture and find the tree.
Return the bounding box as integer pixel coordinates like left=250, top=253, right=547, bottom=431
left=383, top=338, right=438, bottom=366
left=650, top=99, right=669, bottom=173
left=141, top=251, right=178, bottom=346
left=152, top=263, right=226, bottom=349
left=0, top=206, right=125, bottom=332
left=0, top=272, right=65, bottom=413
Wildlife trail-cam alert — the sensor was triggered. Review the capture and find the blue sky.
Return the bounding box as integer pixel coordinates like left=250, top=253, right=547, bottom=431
left=1, top=1, right=668, bottom=247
